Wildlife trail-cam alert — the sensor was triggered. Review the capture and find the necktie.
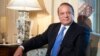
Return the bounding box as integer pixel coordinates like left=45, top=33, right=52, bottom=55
left=51, top=26, right=66, bottom=56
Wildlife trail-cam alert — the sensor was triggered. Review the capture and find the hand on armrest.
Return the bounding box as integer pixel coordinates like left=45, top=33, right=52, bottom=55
left=14, top=46, right=24, bottom=56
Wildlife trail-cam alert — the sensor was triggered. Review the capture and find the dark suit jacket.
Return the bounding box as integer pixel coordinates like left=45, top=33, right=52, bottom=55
left=22, top=22, right=90, bottom=56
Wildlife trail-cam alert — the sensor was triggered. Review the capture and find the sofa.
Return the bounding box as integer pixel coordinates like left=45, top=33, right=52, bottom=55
left=27, top=46, right=47, bottom=56
left=89, top=32, right=100, bottom=56
left=26, top=32, right=100, bottom=56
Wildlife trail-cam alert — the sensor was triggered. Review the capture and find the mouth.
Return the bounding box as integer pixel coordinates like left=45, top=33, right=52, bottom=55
left=63, top=18, right=69, bottom=21
left=66, top=18, right=69, bottom=21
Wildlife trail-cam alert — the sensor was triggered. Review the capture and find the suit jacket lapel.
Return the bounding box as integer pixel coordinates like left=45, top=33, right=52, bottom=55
left=60, top=22, right=77, bottom=48
left=50, top=23, right=61, bottom=49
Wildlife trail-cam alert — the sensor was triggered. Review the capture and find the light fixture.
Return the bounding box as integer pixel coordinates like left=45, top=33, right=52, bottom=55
left=7, top=0, right=41, bottom=44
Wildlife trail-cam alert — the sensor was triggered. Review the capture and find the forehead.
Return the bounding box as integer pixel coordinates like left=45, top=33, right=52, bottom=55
left=58, top=5, right=72, bottom=11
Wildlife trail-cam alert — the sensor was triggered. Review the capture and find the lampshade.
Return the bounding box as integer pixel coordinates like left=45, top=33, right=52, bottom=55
left=7, top=0, right=41, bottom=11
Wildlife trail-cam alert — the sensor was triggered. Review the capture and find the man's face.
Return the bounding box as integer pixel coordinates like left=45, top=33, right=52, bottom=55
left=58, top=5, right=74, bottom=25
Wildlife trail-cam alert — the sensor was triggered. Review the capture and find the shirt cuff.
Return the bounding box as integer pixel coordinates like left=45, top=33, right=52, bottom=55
left=19, top=45, right=24, bottom=50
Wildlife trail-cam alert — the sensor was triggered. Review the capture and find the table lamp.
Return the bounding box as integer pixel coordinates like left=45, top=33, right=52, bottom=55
left=7, top=0, right=41, bottom=44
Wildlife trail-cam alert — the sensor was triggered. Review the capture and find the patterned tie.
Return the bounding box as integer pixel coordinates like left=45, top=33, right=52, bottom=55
left=51, top=26, right=66, bottom=56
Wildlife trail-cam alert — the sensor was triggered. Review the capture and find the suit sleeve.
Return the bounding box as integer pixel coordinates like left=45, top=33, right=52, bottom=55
left=21, top=24, right=53, bottom=52
left=74, top=28, right=90, bottom=56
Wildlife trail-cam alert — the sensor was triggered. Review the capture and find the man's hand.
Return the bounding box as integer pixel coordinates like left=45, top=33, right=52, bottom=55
left=14, top=47, right=23, bottom=56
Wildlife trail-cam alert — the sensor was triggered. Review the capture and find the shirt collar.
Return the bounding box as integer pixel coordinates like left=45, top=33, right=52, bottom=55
left=61, top=24, right=70, bottom=29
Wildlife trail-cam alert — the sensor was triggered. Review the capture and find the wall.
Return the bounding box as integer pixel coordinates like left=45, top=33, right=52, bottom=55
left=0, top=0, right=18, bottom=43
left=0, top=0, right=7, bottom=33
left=29, top=0, right=53, bottom=37
left=0, top=17, right=7, bottom=33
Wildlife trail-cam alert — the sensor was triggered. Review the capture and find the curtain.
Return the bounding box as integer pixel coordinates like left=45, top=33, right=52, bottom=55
left=94, top=0, right=100, bottom=33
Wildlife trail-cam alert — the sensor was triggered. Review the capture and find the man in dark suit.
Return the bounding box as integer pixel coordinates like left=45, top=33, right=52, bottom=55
left=14, top=2, right=90, bottom=56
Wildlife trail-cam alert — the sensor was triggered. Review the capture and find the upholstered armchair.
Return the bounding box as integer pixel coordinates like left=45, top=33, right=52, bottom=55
left=27, top=46, right=47, bottom=56
left=86, top=32, right=100, bottom=56
left=26, top=32, right=100, bottom=56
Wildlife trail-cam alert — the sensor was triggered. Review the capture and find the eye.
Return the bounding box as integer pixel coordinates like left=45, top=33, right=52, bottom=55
left=66, top=12, right=71, bottom=15
left=60, top=12, right=64, bottom=15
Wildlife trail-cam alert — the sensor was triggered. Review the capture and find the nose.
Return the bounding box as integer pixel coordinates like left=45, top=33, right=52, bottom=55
left=64, top=13, right=69, bottom=18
